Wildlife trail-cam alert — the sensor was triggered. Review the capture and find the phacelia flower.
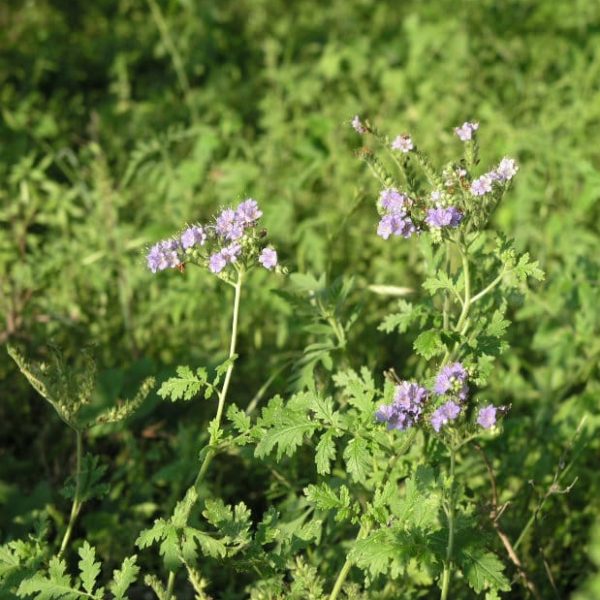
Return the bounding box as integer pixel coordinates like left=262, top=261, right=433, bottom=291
left=477, top=405, right=498, bottom=429
left=391, top=135, right=414, bottom=153
left=181, top=225, right=206, bottom=249
left=375, top=382, right=428, bottom=431
left=352, top=115, right=367, bottom=134
left=494, top=157, right=518, bottom=182
left=377, top=213, right=416, bottom=240
left=146, top=239, right=181, bottom=273
left=221, top=242, right=242, bottom=264
left=470, top=174, right=494, bottom=196
left=454, top=121, right=479, bottom=142
left=431, top=401, right=461, bottom=432
left=215, top=208, right=244, bottom=240
left=434, top=362, right=468, bottom=401
left=209, top=252, right=227, bottom=274
left=259, top=247, right=278, bottom=270
left=378, top=188, right=410, bottom=213
left=425, top=206, right=463, bottom=229
left=236, top=199, right=263, bottom=225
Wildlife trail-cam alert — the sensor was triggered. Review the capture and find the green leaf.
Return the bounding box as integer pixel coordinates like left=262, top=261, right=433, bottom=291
left=333, top=368, right=376, bottom=415
left=110, top=556, right=139, bottom=600
left=158, top=366, right=210, bottom=402
left=343, top=438, right=370, bottom=484
left=459, top=548, right=511, bottom=593
left=304, top=483, right=354, bottom=522
left=315, top=430, right=336, bottom=475
left=378, top=301, right=426, bottom=334
left=254, top=395, right=318, bottom=460
left=77, top=542, right=100, bottom=595
left=226, top=405, right=251, bottom=434
left=413, top=329, right=445, bottom=359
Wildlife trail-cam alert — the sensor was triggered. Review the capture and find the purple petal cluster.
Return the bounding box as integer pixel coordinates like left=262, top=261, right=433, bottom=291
left=209, top=242, right=242, bottom=274
left=146, top=239, right=182, bottom=273
left=425, top=206, right=463, bottom=229
left=351, top=115, right=366, bottom=134
left=391, top=135, right=414, bottom=153
left=375, top=382, right=428, bottom=431
left=215, top=199, right=263, bottom=240
left=454, top=121, right=479, bottom=142
left=477, top=405, right=498, bottom=429
left=431, top=401, right=461, bottom=432
left=259, top=247, right=278, bottom=270
left=434, top=362, right=469, bottom=401
left=376, top=188, right=416, bottom=240
left=181, top=225, right=206, bottom=249
left=470, top=174, right=494, bottom=196
left=495, top=157, right=518, bottom=182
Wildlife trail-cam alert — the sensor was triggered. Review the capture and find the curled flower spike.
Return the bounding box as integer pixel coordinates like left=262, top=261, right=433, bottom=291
left=454, top=121, right=479, bottom=142
left=377, top=213, right=416, bottom=240
left=375, top=382, right=428, bottom=431
left=431, top=401, right=461, bottom=432
left=146, top=239, right=182, bottom=273
left=470, top=174, right=494, bottom=196
left=181, top=225, right=206, bottom=249
left=391, top=134, right=414, bottom=153
left=477, top=405, right=498, bottom=429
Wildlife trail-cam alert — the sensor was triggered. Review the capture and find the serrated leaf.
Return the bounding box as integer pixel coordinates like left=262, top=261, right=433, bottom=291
left=459, top=548, right=511, bottom=593
left=343, top=438, right=370, bottom=484
left=78, top=542, right=100, bottom=594
left=110, top=556, right=139, bottom=600
left=378, top=301, right=426, bottom=334
left=413, top=329, right=444, bottom=359
left=158, top=366, right=209, bottom=402
left=315, top=430, right=336, bottom=475
left=226, top=405, right=251, bottom=434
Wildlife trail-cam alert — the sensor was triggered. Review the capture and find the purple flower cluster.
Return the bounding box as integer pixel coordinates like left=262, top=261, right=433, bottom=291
left=471, top=158, right=519, bottom=196
left=454, top=121, right=479, bottom=142
left=215, top=199, right=262, bottom=241
left=425, top=206, right=463, bottom=229
left=376, top=188, right=416, bottom=240
left=146, top=198, right=278, bottom=276
left=477, top=405, right=498, bottom=429
left=391, top=134, right=414, bottom=153
left=434, top=362, right=469, bottom=401
left=375, top=382, right=428, bottom=430
left=431, top=401, right=461, bottom=432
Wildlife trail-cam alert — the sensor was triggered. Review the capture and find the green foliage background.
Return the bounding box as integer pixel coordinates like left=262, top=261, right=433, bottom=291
left=1, top=0, right=600, bottom=597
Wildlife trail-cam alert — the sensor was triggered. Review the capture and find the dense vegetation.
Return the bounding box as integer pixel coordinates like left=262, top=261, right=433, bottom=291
left=1, top=0, right=600, bottom=598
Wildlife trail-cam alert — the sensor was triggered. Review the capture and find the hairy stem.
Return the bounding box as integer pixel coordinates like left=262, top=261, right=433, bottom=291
left=329, top=523, right=368, bottom=600
left=194, top=270, right=243, bottom=491
left=166, top=571, right=175, bottom=599
left=440, top=446, right=456, bottom=600
left=58, top=429, right=83, bottom=557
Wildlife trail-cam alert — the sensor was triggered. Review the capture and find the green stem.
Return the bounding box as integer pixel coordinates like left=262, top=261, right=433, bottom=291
left=440, top=447, right=456, bottom=600
left=58, top=429, right=83, bottom=557
left=329, top=523, right=368, bottom=600
left=166, top=571, right=175, bottom=599
left=194, top=270, right=243, bottom=491
left=469, top=268, right=507, bottom=305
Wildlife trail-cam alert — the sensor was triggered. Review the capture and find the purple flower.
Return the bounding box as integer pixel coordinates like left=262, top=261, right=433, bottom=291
left=209, top=252, right=227, bottom=274
left=494, top=158, right=518, bottom=182
left=434, top=362, right=468, bottom=401
left=221, top=242, right=242, bottom=264
left=375, top=382, right=428, bottom=431
left=351, top=115, right=366, bottom=134
left=146, top=239, right=181, bottom=273
left=391, top=135, right=414, bottom=153
left=470, top=174, right=494, bottom=196
left=215, top=208, right=244, bottom=240
left=181, top=225, right=206, bottom=249
left=377, top=213, right=416, bottom=240
left=259, top=247, right=278, bottom=270
left=236, top=199, right=262, bottom=225
left=379, top=188, right=409, bottom=213
left=431, top=401, right=461, bottom=432
left=454, top=121, right=479, bottom=142
left=477, top=405, right=498, bottom=429
left=425, top=206, right=463, bottom=229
